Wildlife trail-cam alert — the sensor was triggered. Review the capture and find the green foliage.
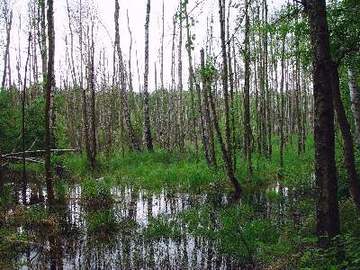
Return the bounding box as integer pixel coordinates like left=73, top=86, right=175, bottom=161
left=0, top=226, right=29, bottom=269
left=328, top=0, right=360, bottom=62
left=54, top=95, right=71, bottom=149
left=300, top=234, right=360, bottom=270
left=54, top=179, right=69, bottom=202
left=0, top=90, right=20, bottom=153
left=23, top=205, right=49, bottom=226
left=81, top=177, right=113, bottom=207
left=104, top=150, right=222, bottom=192
left=144, top=217, right=181, bottom=240
left=85, top=209, right=118, bottom=234
left=199, top=61, right=217, bottom=82
left=0, top=185, right=13, bottom=209
left=179, top=203, right=281, bottom=263
left=61, top=154, right=89, bottom=178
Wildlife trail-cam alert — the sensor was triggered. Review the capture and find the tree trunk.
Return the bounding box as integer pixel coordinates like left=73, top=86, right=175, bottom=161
left=305, top=0, right=340, bottom=246
left=114, top=0, right=141, bottom=152
left=89, top=23, right=97, bottom=169
left=200, top=51, right=217, bottom=168
left=279, top=35, right=286, bottom=173
left=348, top=67, right=360, bottom=146
left=177, top=1, right=185, bottom=152
left=331, top=64, right=360, bottom=211
left=143, top=0, right=154, bottom=151
left=45, top=0, right=55, bottom=204
left=184, top=1, right=198, bottom=156
left=217, top=0, right=242, bottom=200
left=1, top=10, right=13, bottom=89
left=243, top=0, right=253, bottom=176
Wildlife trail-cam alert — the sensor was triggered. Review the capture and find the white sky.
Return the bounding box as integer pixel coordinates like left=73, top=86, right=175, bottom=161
left=2, top=0, right=287, bottom=92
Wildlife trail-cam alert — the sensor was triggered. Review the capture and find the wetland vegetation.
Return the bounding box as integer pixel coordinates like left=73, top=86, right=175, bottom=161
left=1, top=0, right=360, bottom=269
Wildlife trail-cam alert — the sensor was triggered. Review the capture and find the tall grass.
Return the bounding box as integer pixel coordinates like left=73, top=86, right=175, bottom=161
left=59, top=136, right=317, bottom=193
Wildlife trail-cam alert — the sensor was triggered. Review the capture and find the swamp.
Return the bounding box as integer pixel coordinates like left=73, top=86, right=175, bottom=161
left=1, top=0, right=360, bottom=269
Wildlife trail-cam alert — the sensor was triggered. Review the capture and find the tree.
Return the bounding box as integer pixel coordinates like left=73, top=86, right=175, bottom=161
left=216, top=0, right=242, bottom=200
left=177, top=1, right=185, bottom=152
left=184, top=0, right=198, bottom=155
left=331, top=63, right=360, bottom=211
left=279, top=32, right=286, bottom=175
left=348, top=67, right=360, bottom=146
left=243, top=0, right=253, bottom=176
left=143, top=0, right=154, bottom=151
left=44, top=0, right=55, bottom=204
left=303, top=0, right=339, bottom=246
left=1, top=2, right=12, bottom=89
left=88, top=22, right=97, bottom=169
left=114, top=0, right=141, bottom=152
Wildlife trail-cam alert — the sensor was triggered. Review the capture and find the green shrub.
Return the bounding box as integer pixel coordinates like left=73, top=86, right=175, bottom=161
left=81, top=177, right=113, bottom=208
left=86, top=209, right=118, bottom=234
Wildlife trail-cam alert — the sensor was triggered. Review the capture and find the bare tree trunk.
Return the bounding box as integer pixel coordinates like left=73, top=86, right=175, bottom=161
left=217, top=0, right=242, bottom=200
left=22, top=33, right=32, bottom=204
left=79, top=0, right=91, bottom=165
left=227, top=1, right=236, bottom=172
left=295, top=11, right=303, bottom=155
left=184, top=1, right=198, bottom=155
left=143, top=0, right=154, bottom=151
left=160, top=1, right=165, bottom=90
left=348, top=67, right=360, bottom=146
left=279, top=35, right=286, bottom=175
left=177, top=1, right=185, bottom=152
left=114, top=0, right=141, bottom=152
left=45, top=0, right=55, bottom=204
left=305, top=0, right=340, bottom=246
left=2, top=9, right=13, bottom=89
left=89, top=23, right=97, bottom=169
left=243, top=0, right=253, bottom=176
left=65, top=0, right=77, bottom=86
left=39, top=0, right=47, bottom=91
left=168, top=16, right=177, bottom=150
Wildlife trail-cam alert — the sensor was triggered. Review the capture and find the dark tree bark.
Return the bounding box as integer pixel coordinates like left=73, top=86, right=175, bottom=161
left=304, top=0, right=340, bottom=246
left=331, top=65, right=360, bottom=211
left=243, top=0, right=253, bottom=176
left=44, top=0, right=55, bottom=204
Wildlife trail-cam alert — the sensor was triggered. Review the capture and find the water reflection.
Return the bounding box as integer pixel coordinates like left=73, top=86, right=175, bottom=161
left=8, top=182, right=242, bottom=269
left=1, top=168, right=302, bottom=270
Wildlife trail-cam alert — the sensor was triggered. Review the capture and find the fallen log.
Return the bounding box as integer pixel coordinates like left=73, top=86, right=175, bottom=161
left=1, top=148, right=79, bottom=158
left=3, top=156, right=45, bottom=165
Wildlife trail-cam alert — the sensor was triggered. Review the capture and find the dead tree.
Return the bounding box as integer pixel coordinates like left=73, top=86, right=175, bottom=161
left=114, top=0, right=141, bottom=152
left=1, top=3, right=13, bottom=89
left=217, top=0, right=242, bottom=200
left=143, top=0, right=154, bottom=151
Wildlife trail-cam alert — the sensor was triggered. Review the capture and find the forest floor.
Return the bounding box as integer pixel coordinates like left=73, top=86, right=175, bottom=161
left=1, top=138, right=359, bottom=269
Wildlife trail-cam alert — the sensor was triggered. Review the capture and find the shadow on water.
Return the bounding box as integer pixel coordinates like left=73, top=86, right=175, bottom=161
left=0, top=171, right=307, bottom=269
